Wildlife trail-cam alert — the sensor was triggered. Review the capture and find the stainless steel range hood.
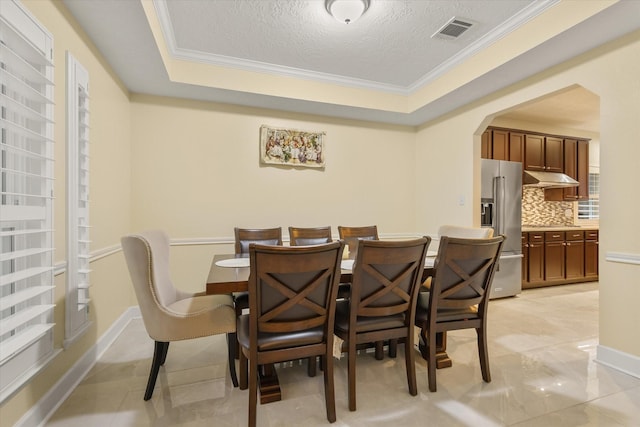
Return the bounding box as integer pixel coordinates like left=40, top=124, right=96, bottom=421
left=523, top=171, right=579, bottom=188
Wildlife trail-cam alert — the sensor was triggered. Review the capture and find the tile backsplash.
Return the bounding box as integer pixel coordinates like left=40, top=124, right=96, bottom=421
left=522, top=187, right=574, bottom=226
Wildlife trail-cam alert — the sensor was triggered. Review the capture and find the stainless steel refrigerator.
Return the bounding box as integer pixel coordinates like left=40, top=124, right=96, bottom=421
left=481, top=159, right=522, bottom=298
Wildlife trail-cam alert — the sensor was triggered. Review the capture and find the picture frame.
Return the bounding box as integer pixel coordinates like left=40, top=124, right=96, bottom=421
left=260, top=125, right=325, bottom=168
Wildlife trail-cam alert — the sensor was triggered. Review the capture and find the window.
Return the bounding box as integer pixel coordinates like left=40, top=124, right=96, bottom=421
left=577, top=172, right=599, bottom=221
left=0, top=0, right=57, bottom=401
left=65, top=52, right=91, bottom=347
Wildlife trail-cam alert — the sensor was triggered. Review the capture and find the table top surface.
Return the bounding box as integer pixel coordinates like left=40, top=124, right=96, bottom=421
left=206, top=253, right=435, bottom=295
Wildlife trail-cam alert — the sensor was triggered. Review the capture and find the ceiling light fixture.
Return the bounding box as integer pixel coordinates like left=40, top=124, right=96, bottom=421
left=326, top=0, right=370, bottom=24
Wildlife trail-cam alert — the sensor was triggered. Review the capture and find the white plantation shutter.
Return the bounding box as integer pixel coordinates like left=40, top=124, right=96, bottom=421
left=0, top=0, right=56, bottom=401
left=65, top=52, right=91, bottom=347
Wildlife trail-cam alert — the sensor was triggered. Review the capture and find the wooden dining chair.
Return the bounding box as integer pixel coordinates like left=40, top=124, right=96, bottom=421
left=234, top=227, right=283, bottom=254
left=288, top=226, right=333, bottom=246
left=334, top=237, right=431, bottom=411
left=233, top=227, right=283, bottom=312
left=337, top=225, right=383, bottom=355
left=337, top=225, right=378, bottom=259
left=415, top=235, right=505, bottom=392
left=237, top=241, right=345, bottom=427
left=423, top=226, right=493, bottom=294
left=288, top=226, right=334, bottom=376
left=121, top=230, right=238, bottom=397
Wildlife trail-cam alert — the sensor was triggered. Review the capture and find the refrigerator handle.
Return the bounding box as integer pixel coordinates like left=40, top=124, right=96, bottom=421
left=494, top=176, right=506, bottom=236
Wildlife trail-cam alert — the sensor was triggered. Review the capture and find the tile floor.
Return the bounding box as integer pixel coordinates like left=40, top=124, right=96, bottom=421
left=45, top=282, right=640, bottom=426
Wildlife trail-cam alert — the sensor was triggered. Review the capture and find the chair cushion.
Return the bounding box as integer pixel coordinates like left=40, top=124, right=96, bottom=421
left=415, top=292, right=479, bottom=323
left=237, top=315, right=324, bottom=351
left=334, top=300, right=405, bottom=334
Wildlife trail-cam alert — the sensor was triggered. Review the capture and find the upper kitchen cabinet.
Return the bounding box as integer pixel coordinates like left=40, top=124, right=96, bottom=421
left=545, top=138, right=590, bottom=201
left=481, top=128, right=525, bottom=162
left=524, top=134, right=563, bottom=172
left=491, top=129, right=509, bottom=160
left=508, top=132, right=525, bottom=163
left=481, top=130, right=492, bottom=159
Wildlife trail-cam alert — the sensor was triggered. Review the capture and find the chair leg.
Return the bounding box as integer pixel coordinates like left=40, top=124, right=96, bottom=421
left=405, top=335, right=417, bottom=396
left=159, top=341, right=170, bottom=366
left=477, top=326, right=491, bottom=383
left=248, top=355, right=258, bottom=427
left=239, top=347, right=248, bottom=390
left=348, top=340, right=357, bottom=411
left=389, top=339, right=398, bottom=358
left=144, top=341, right=168, bottom=401
left=227, top=333, right=239, bottom=387
left=374, top=341, right=384, bottom=360
left=323, top=350, right=337, bottom=423
left=425, top=328, right=437, bottom=392
left=307, top=356, right=317, bottom=377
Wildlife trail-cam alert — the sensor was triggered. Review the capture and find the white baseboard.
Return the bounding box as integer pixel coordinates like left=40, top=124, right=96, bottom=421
left=596, top=345, right=640, bottom=379
left=15, top=306, right=142, bottom=427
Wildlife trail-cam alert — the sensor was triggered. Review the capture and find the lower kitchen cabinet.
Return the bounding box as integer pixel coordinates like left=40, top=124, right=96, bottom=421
left=522, top=228, right=598, bottom=289
left=565, top=230, right=585, bottom=280
left=544, top=231, right=565, bottom=281
left=525, top=232, right=544, bottom=285
left=585, top=230, right=599, bottom=278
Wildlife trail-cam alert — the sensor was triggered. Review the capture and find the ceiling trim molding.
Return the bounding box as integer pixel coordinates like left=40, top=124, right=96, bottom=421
left=152, top=0, right=408, bottom=95
left=408, top=0, right=560, bottom=92
left=153, top=0, right=559, bottom=97
left=173, top=47, right=410, bottom=95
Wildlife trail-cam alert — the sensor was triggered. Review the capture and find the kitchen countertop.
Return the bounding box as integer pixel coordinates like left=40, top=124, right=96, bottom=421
left=522, top=225, right=599, bottom=232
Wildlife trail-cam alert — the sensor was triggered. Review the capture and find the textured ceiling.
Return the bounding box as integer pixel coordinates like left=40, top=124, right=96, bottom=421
left=161, top=0, right=535, bottom=89
left=497, top=86, right=600, bottom=133
left=61, top=0, right=640, bottom=129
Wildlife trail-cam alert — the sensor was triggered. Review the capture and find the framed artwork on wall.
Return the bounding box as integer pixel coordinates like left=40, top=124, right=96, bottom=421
left=260, top=125, right=325, bottom=168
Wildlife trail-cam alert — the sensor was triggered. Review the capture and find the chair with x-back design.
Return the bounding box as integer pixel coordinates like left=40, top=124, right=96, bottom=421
left=414, top=235, right=505, bottom=392
left=334, top=237, right=431, bottom=411
left=237, top=241, right=345, bottom=427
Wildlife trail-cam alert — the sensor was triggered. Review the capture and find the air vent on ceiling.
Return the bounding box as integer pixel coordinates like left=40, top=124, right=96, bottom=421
left=432, top=17, right=474, bottom=40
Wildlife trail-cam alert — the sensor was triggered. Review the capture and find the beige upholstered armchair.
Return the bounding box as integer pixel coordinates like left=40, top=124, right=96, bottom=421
left=121, top=230, right=238, bottom=400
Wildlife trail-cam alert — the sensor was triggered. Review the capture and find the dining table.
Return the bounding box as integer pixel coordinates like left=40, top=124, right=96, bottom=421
left=206, top=252, right=450, bottom=403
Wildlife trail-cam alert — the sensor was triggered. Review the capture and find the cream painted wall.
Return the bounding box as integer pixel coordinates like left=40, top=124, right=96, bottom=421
left=1, top=2, right=133, bottom=426
left=129, top=96, right=417, bottom=286
left=415, top=30, right=640, bottom=359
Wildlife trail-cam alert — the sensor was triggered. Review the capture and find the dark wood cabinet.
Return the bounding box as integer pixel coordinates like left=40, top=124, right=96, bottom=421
left=524, top=134, right=564, bottom=172
left=481, top=130, right=491, bottom=159
left=544, top=231, right=565, bottom=281
left=491, top=129, right=509, bottom=160
left=522, top=228, right=598, bottom=289
left=524, top=134, right=545, bottom=171
left=585, top=230, right=599, bottom=279
left=545, top=138, right=589, bottom=201
left=577, top=140, right=589, bottom=200
left=482, top=129, right=518, bottom=161
left=527, top=231, right=545, bottom=284
left=544, top=137, right=564, bottom=172
left=509, top=132, right=525, bottom=162
left=565, top=230, right=585, bottom=280
left=483, top=129, right=589, bottom=194
left=521, top=232, right=528, bottom=282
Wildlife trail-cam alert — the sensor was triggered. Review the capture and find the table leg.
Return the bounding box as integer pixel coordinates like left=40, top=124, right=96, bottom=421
left=418, top=331, right=452, bottom=369
left=434, top=332, right=452, bottom=369
left=258, top=364, right=281, bottom=404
